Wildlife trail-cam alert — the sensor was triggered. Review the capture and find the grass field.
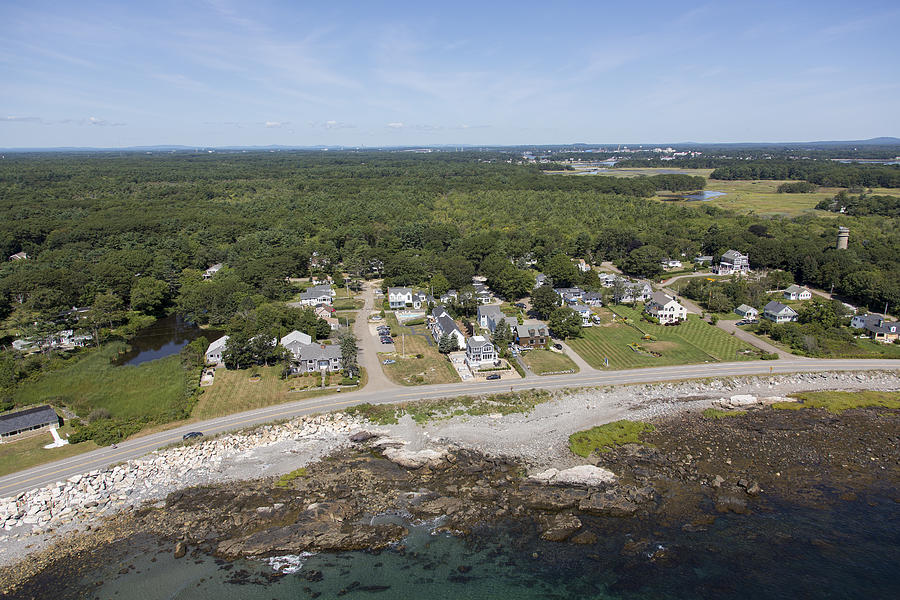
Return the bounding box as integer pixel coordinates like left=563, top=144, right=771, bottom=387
left=520, top=349, right=578, bottom=375
left=0, top=423, right=99, bottom=477
left=191, top=365, right=344, bottom=420
left=567, top=305, right=759, bottom=370
left=378, top=313, right=460, bottom=386
left=570, top=166, right=866, bottom=217
left=13, top=344, right=192, bottom=421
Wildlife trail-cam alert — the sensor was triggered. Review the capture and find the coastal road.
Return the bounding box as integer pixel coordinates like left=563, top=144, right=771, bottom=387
left=1, top=358, right=898, bottom=498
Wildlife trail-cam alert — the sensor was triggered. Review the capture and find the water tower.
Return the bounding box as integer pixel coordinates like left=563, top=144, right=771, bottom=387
left=837, top=227, right=850, bottom=250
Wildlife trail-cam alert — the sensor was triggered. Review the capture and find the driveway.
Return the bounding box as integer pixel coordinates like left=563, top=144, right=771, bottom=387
left=716, top=319, right=802, bottom=359
left=352, top=281, right=399, bottom=392
left=555, top=339, right=596, bottom=373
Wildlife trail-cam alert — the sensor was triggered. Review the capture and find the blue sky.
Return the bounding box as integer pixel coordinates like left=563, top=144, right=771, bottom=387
left=1, top=0, right=898, bottom=147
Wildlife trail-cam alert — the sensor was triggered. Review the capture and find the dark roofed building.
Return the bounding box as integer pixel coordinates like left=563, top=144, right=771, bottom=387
left=0, top=405, right=61, bottom=439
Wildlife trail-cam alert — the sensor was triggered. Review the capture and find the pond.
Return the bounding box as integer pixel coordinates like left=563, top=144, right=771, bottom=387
left=113, top=315, right=223, bottom=367
left=681, top=190, right=726, bottom=201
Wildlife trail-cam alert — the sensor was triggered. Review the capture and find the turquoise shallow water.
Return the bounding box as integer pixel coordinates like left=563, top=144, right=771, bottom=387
left=17, top=490, right=900, bottom=600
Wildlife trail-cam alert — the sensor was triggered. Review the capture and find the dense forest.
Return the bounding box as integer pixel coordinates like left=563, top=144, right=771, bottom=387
left=0, top=151, right=898, bottom=361
left=816, top=191, right=900, bottom=218
left=709, top=161, right=900, bottom=188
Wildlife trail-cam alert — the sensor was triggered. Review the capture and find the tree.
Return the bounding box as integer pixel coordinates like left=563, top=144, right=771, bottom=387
left=492, top=320, right=513, bottom=352
left=619, top=245, right=664, bottom=279
left=438, top=334, right=459, bottom=354
left=532, top=285, right=560, bottom=319
left=542, top=254, right=579, bottom=288
left=548, top=307, right=583, bottom=339
left=429, top=273, right=451, bottom=297
left=130, top=277, right=169, bottom=314
left=339, top=331, right=359, bottom=371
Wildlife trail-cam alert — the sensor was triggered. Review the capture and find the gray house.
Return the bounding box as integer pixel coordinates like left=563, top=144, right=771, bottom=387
left=292, top=343, right=342, bottom=373
left=762, top=301, right=798, bottom=323
left=478, top=304, right=516, bottom=333
left=734, top=304, right=759, bottom=320
left=0, top=405, right=60, bottom=439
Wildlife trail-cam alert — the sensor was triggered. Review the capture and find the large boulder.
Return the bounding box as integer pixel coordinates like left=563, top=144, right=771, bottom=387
left=382, top=446, right=449, bottom=469
left=530, top=465, right=617, bottom=487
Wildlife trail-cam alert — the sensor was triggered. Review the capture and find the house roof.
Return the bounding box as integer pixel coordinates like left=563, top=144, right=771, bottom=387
left=0, top=405, right=59, bottom=436
left=722, top=249, right=747, bottom=261
left=467, top=335, right=491, bottom=350
left=297, top=343, right=342, bottom=361
left=388, top=287, right=412, bottom=295
left=437, top=314, right=463, bottom=338
left=785, top=284, right=807, bottom=294
left=206, top=335, right=229, bottom=354
left=478, top=304, right=504, bottom=319
left=735, top=304, right=757, bottom=313
left=649, top=291, right=676, bottom=306
left=280, top=330, right=312, bottom=347
left=516, top=324, right=547, bottom=338
left=763, top=301, right=797, bottom=315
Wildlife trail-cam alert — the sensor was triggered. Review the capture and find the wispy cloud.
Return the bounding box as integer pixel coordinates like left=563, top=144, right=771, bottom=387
left=264, top=121, right=290, bottom=128
left=3, top=115, right=125, bottom=126
left=309, top=120, right=355, bottom=130
left=386, top=122, right=404, bottom=129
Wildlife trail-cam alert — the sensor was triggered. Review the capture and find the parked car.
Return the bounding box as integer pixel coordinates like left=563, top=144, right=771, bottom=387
left=514, top=302, right=526, bottom=309
left=553, top=343, right=563, bottom=350
left=182, top=431, right=203, bottom=441
left=382, top=359, right=396, bottom=365
left=380, top=337, right=393, bottom=344
left=486, top=374, right=501, bottom=380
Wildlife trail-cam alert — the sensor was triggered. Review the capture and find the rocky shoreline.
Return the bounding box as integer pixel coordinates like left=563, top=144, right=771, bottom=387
left=1, top=371, right=898, bottom=596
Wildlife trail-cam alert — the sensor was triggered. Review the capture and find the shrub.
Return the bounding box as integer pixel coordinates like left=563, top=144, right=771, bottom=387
left=87, top=407, right=111, bottom=423
left=760, top=352, right=779, bottom=360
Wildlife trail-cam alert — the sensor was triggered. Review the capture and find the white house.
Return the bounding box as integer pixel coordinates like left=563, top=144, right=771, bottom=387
left=280, top=330, right=313, bottom=359
left=582, top=291, right=603, bottom=307
left=465, top=336, right=497, bottom=369
left=430, top=306, right=467, bottom=349
left=661, top=259, right=683, bottom=269
left=205, top=335, right=230, bottom=365
left=298, top=284, right=335, bottom=307
left=571, top=303, right=593, bottom=326
left=716, top=250, right=750, bottom=275
left=645, top=291, right=688, bottom=324
left=388, top=287, right=414, bottom=309
left=734, top=304, right=759, bottom=321
left=783, top=285, right=812, bottom=301
left=8, top=251, right=28, bottom=262
left=477, top=304, right=515, bottom=333
left=762, top=301, right=798, bottom=323
left=202, top=263, right=223, bottom=280
left=574, top=258, right=591, bottom=272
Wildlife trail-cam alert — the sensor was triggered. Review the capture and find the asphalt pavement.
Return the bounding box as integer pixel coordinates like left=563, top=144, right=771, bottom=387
left=2, top=357, right=898, bottom=498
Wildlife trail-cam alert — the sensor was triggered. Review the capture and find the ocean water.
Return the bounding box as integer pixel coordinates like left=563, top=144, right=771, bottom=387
left=29, top=491, right=900, bottom=600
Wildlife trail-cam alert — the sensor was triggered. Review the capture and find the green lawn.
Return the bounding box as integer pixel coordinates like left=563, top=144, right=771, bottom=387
left=378, top=313, right=460, bottom=386
left=0, top=423, right=99, bottom=477
left=520, top=349, right=578, bottom=375
left=192, top=365, right=345, bottom=420
left=568, top=305, right=759, bottom=369
left=13, top=343, right=193, bottom=421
